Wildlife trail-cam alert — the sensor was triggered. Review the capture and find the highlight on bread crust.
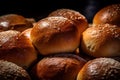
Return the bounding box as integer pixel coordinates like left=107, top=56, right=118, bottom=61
left=0, top=30, right=37, bottom=69
left=77, top=58, right=120, bottom=80
left=48, top=8, right=88, bottom=36
left=0, top=60, right=31, bottom=80
left=81, top=24, right=120, bottom=57
left=93, top=4, right=120, bottom=26
left=30, top=53, right=86, bottom=80
left=31, top=16, right=81, bottom=55
left=0, top=14, right=33, bottom=32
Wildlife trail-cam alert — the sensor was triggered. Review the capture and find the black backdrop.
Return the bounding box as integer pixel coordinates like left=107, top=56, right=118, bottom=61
left=0, top=0, right=119, bottom=23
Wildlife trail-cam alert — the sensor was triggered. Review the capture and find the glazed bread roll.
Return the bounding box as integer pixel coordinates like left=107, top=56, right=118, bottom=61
left=93, top=4, right=120, bottom=26
left=77, top=58, right=120, bottom=80
left=0, top=30, right=37, bottom=69
left=30, top=53, right=86, bottom=80
left=0, top=60, right=31, bottom=80
left=31, top=16, right=81, bottom=55
left=81, top=24, right=120, bottom=57
left=0, top=14, right=34, bottom=32
left=48, top=8, right=88, bottom=36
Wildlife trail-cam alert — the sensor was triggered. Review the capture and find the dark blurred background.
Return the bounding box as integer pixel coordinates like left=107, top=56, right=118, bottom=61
left=0, top=0, right=120, bottom=23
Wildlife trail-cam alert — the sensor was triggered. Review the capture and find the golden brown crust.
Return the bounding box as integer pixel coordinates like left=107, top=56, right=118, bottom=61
left=0, top=30, right=20, bottom=46
left=77, top=58, right=120, bottom=80
left=81, top=24, right=120, bottom=57
left=48, top=8, right=88, bottom=35
left=49, top=9, right=87, bottom=22
left=0, top=14, right=33, bottom=32
left=0, top=60, right=31, bottom=80
left=31, top=53, right=86, bottom=80
left=0, top=30, right=37, bottom=69
left=93, top=4, right=120, bottom=26
left=31, top=16, right=80, bottom=55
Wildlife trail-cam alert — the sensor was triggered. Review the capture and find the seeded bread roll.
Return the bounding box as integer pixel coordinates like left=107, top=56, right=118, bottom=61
left=0, top=14, right=33, bottom=32
left=0, top=60, right=31, bottom=80
left=93, top=4, right=120, bottom=26
left=48, top=8, right=88, bottom=36
left=31, top=16, right=81, bottom=55
left=81, top=24, right=120, bottom=57
left=0, top=30, right=37, bottom=69
left=77, top=58, right=120, bottom=80
left=30, top=53, right=86, bottom=80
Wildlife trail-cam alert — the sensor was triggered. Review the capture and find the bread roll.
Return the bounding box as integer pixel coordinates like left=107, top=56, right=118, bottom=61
left=0, top=14, right=33, bottom=32
left=30, top=53, right=86, bottom=80
left=31, top=16, right=81, bottom=55
left=0, top=30, right=37, bottom=69
left=48, top=8, right=88, bottom=36
left=77, top=58, right=120, bottom=80
left=0, top=60, right=31, bottom=80
left=81, top=24, right=120, bottom=57
left=93, top=4, right=120, bottom=26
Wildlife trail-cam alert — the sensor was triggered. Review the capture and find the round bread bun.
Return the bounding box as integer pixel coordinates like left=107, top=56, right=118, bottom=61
left=31, top=16, right=81, bottom=55
left=81, top=24, right=120, bottom=57
left=48, top=8, right=88, bottom=35
left=0, top=14, right=33, bottom=32
left=93, top=4, right=120, bottom=26
left=77, top=58, right=120, bottom=80
left=0, top=30, right=37, bottom=69
left=30, top=53, right=86, bottom=80
left=0, top=60, right=31, bottom=80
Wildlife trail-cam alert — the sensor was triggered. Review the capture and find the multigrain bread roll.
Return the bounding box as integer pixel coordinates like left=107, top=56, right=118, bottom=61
left=81, top=24, right=120, bottom=57
left=0, top=14, right=34, bottom=32
left=30, top=53, right=86, bottom=80
left=93, top=4, right=120, bottom=26
left=0, top=30, right=37, bottom=69
left=31, top=16, right=81, bottom=55
left=77, top=58, right=120, bottom=80
left=48, top=8, right=88, bottom=36
left=0, top=60, right=31, bottom=80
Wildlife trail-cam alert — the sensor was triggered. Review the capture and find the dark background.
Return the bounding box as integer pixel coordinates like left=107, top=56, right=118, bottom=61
left=0, top=0, right=120, bottom=23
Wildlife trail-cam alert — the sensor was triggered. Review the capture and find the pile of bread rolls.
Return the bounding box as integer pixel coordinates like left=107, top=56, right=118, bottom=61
left=0, top=3, right=120, bottom=80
